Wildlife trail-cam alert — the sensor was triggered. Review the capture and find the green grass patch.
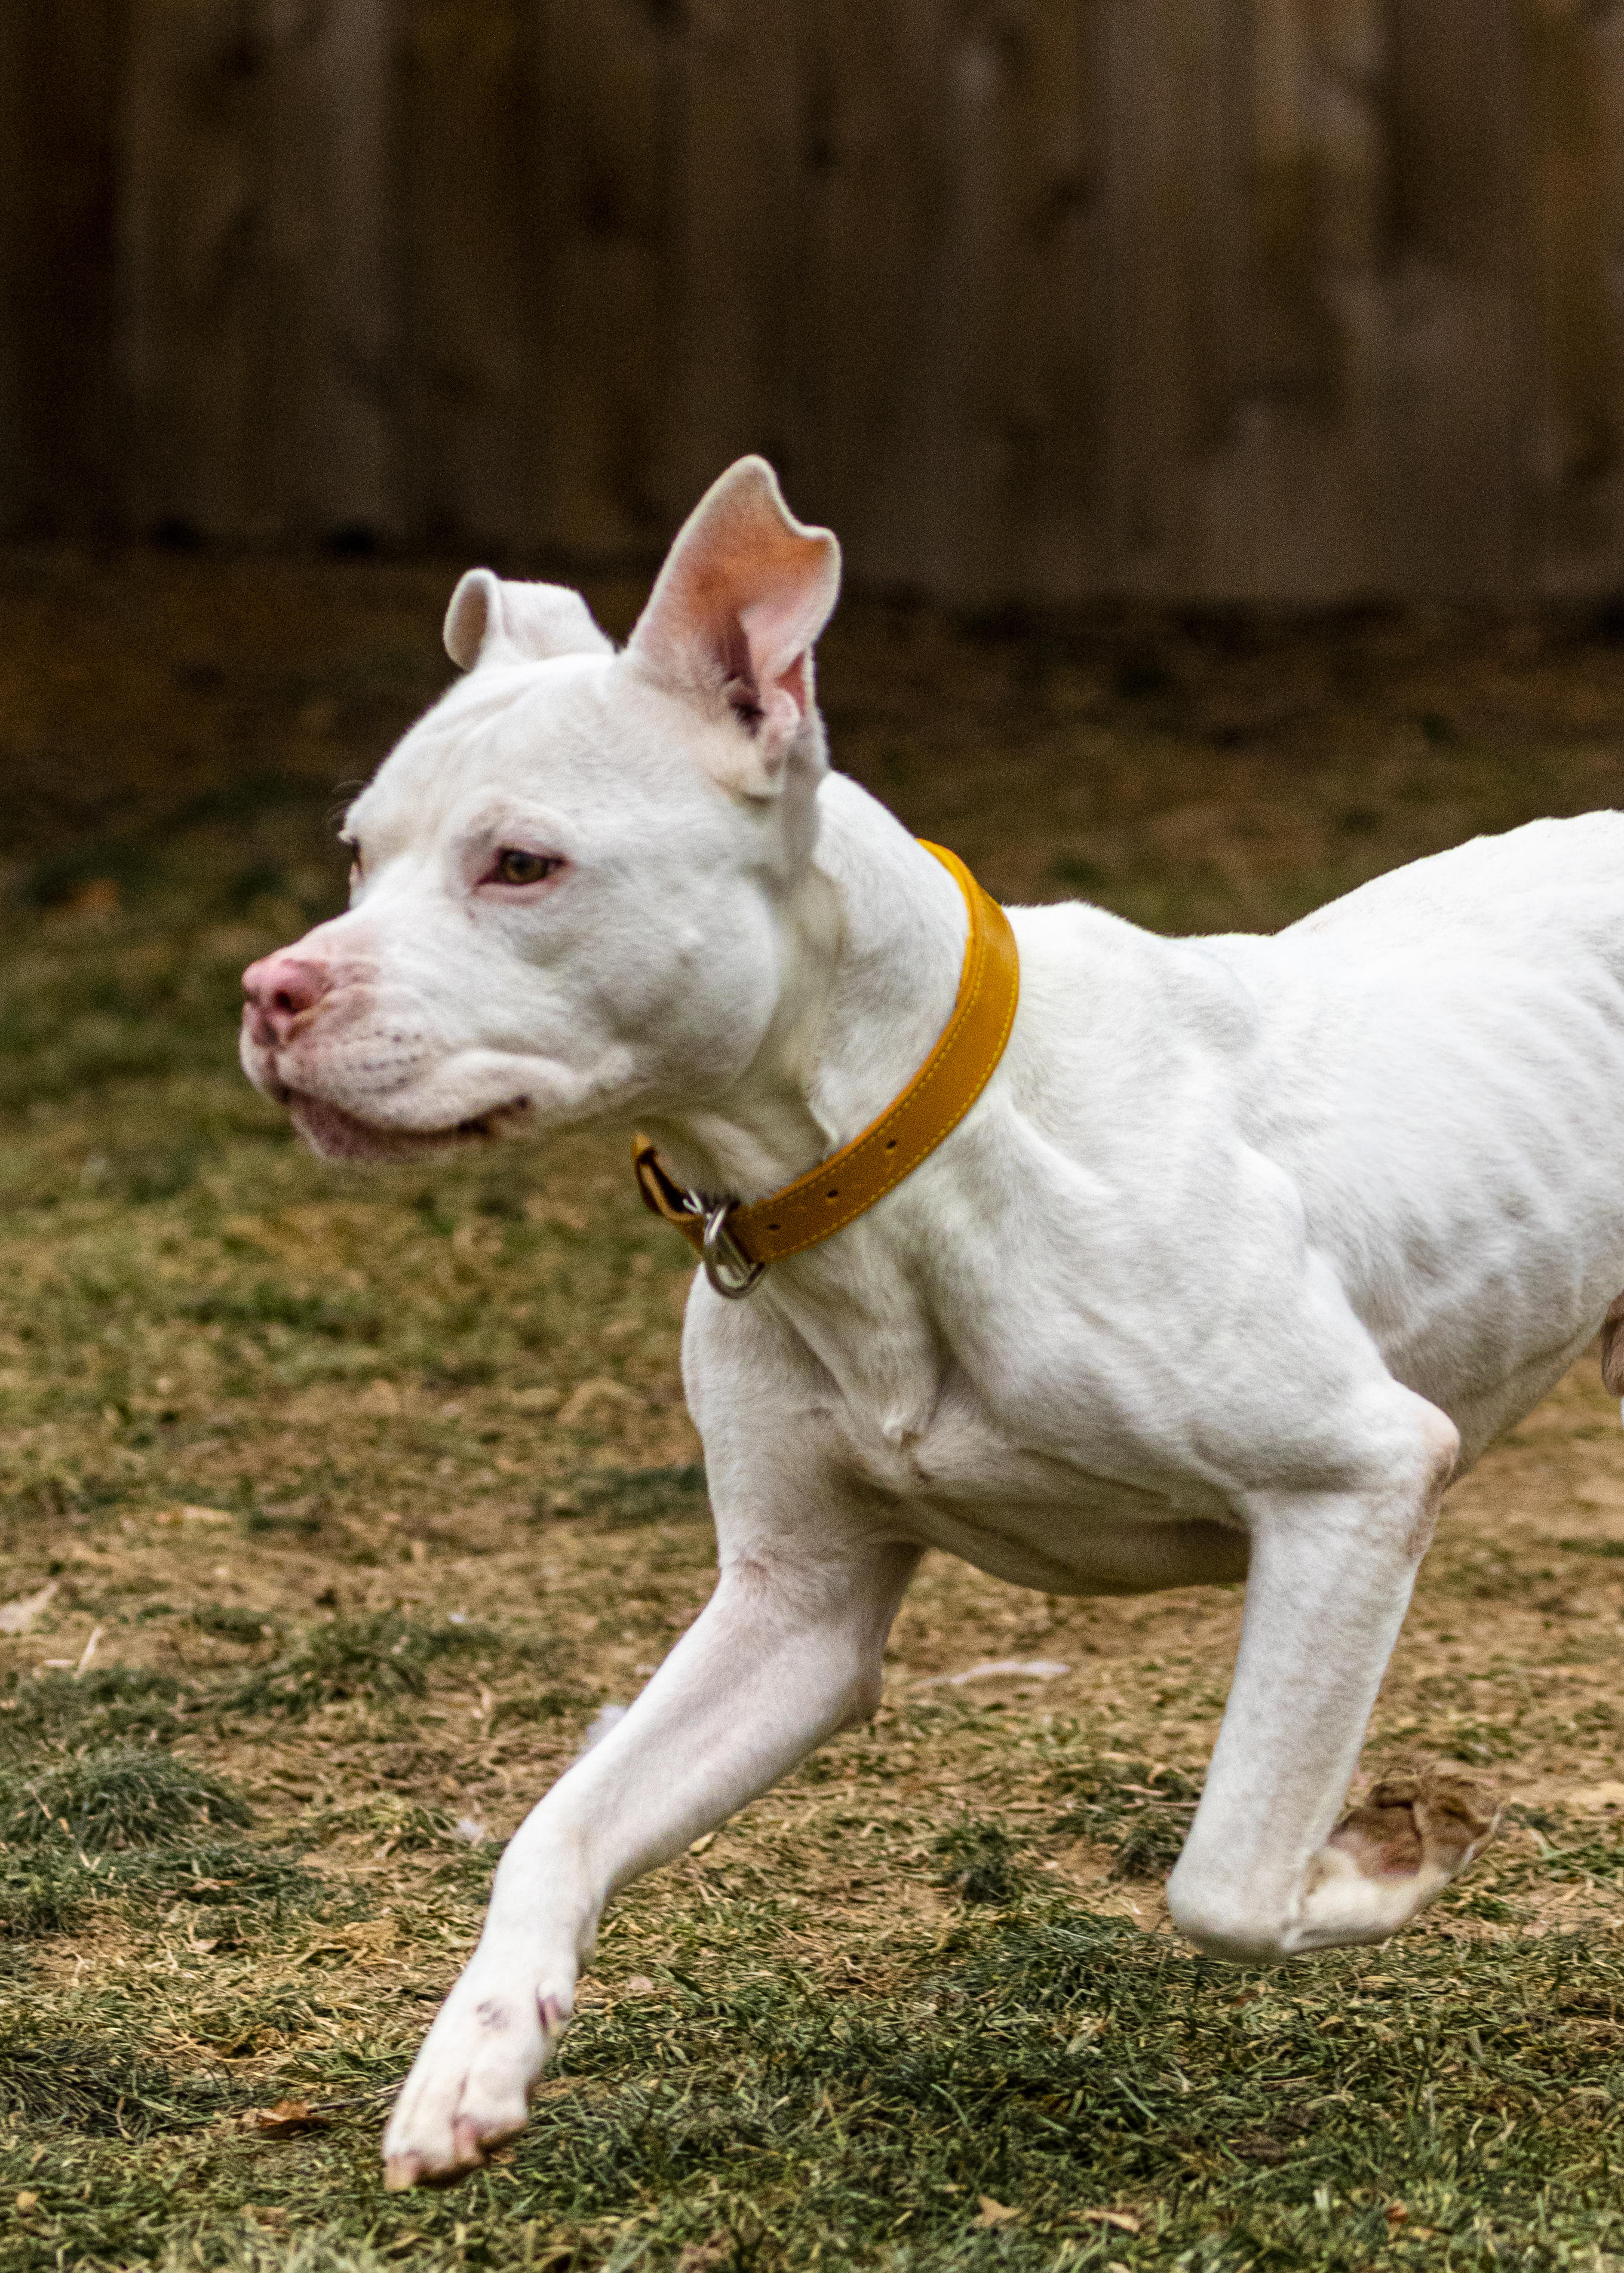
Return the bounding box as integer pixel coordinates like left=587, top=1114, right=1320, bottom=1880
left=0, top=1667, right=188, bottom=1756
left=564, top=1463, right=709, bottom=1529
left=2, top=1835, right=329, bottom=1945
left=471, top=1908, right=1624, bottom=2268
left=69, top=1902, right=1614, bottom=2273
left=190, top=1607, right=280, bottom=1645
left=0, top=1847, right=93, bottom=1939
left=934, top=1820, right=1028, bottom=1905
left=177, top=1283, right=386, bottom=1343
left=214, top=1612, right=506, bottom=1720
left=0, top=2037, right=242, bottom=2137
left=1, top=1749, right=253, bottom=1851
left=0, top=1746, right=323, bottom=1946
left=1049, top=1756, right=1202, bottom=1879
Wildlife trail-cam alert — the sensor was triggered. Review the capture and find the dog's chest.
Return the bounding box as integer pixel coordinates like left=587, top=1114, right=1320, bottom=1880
left=723, top=1255, right=1240, bottom=1587
left=821, top=1360, right=1235, bottom=1591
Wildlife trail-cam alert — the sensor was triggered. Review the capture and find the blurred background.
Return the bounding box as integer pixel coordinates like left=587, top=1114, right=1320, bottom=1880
left=7, top=0, right=1624, bottom=605
left=11, top=2, right=1624, bottom=1097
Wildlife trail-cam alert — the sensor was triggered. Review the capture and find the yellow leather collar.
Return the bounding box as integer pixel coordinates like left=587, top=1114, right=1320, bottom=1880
left=633, top=841, right=1020, bottom=1296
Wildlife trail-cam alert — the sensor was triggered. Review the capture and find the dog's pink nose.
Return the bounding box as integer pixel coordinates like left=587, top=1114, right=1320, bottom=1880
left=242, top=951, right=331, bottom=1046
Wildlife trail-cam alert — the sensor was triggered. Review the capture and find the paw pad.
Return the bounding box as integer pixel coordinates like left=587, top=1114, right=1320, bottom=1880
left=1330, top=1765, right=1497, bottom=1881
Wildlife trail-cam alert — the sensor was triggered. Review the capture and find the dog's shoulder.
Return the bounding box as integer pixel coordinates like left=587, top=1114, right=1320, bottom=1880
left=1013, top=896, right=1261, bottom=1033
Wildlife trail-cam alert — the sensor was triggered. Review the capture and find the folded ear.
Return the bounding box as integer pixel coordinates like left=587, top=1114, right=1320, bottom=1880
left=444, top=570, right=613, bottom=670
left=626, top=456, right=841, bottom=798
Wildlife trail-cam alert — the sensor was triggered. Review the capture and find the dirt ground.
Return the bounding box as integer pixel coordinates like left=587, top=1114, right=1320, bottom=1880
left=10, top=552, right=1624, bottom=2269
left=14, top=1331, right=1624, bottom=1948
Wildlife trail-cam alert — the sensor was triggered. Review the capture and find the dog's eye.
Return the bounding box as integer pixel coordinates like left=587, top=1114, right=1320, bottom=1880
left=490, top=849, right=562, bottom=887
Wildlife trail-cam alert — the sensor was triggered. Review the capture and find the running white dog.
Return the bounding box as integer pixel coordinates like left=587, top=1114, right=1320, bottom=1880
left=241, top=457, right=1619, bottom=2188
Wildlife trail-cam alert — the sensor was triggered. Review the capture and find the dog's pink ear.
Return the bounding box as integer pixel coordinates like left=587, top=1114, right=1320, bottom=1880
left=444, top=570, right=612, bottom=670
left=627, top=456, right=841, bottom=797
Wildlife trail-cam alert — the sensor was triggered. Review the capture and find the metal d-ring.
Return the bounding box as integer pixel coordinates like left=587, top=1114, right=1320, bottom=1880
left=702, top=1201, right=768, bottom=1300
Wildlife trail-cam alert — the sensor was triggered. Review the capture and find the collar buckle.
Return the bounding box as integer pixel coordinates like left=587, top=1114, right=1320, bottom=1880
left=633, top=1139, right=768, bottom=1299
left=702, top=1201, right=768, bottom=1300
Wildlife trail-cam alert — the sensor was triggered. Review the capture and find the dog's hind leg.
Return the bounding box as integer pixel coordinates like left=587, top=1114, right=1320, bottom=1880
left=1166, top=1389, right=1494, bottom=1962
left=381, top=1534, right=917, bottom=2188
left=1601, top=1291, right=1624, bottom=1424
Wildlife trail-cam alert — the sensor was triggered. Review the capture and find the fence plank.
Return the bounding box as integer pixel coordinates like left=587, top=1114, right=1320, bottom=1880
left=1095, top=0, right=1237, bottom=598
left=121, top=0, right=262, bottom=537
left=663, top=0, right=803, bottom=517
left=399, top=0, right=542, bottom=547
left=0, top=0, right=126, bottom=535
left=1193, top=0, right=1389, bottom=604
left=1525, top=0, right=1624, bottom=598
left=796, top=0, right=953, bottom=590
left=938, top=0, right=1101, bottom=606
left=8, top=1, right=1624, bottom=601
left=807, top=0, right=1101, bottom=606
left=0, top=0, right=30, bottom=534
left=122, top=0, right=395, bottom=543
left=533, top=0, right=677, bottom=559
left=1381, top=0, right=1526, bottom=600
left=260, top=0, right=398, bottom=540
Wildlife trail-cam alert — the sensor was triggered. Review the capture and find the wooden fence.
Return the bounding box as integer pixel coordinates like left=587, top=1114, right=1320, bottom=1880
left=4, top=1, right=1624, bottom=604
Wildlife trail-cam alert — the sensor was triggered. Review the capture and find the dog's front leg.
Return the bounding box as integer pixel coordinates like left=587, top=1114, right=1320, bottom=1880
left=1167, top=1399, right=1493, bottom=1962
left=381, top=1535, right=917, bottom=2188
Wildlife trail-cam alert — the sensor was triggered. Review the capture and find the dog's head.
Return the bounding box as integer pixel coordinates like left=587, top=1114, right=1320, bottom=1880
left=240, top=457, right=840, bottom=1160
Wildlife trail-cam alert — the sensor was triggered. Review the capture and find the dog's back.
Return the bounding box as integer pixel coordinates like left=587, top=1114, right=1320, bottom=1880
left=1285, top=810, right=1624, bottom=967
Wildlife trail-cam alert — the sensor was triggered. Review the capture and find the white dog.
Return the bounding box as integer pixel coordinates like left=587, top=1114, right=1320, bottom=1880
left=241, top=457, right=1618, bottom=2188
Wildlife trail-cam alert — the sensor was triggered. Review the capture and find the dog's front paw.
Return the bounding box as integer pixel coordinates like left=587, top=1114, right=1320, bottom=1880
left=382, top=1958, right=570, bottom=2189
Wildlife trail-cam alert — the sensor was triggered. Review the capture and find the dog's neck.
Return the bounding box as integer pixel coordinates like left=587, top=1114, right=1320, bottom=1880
left=640, top=778, right=970, bottom=1211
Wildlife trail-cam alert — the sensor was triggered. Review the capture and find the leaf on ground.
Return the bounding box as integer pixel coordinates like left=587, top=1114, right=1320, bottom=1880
left=241, top=2099, right=328, bottom=2136
left=674, top=2235, right=734, bottom=2271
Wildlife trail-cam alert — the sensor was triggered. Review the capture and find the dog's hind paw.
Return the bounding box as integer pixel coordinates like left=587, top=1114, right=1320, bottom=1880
left=1284, top=1764, right=1500, bottom=1949
left=382, top=1965, right=569, bottom=2188
left=1172, top=1765, right=1498, bottom=1961
left=1324, top=1765, right=1497, bottom=1886
left=1199, top=1766, right=1502, bottom=1959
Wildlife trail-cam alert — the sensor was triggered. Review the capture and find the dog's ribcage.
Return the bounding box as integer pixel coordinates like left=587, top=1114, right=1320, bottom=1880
left=1211, top=813, right=1624, bottom=1460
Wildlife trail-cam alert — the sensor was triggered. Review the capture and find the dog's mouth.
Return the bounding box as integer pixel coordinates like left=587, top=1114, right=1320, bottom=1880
left=287, top=1092, right=531, bottom=1162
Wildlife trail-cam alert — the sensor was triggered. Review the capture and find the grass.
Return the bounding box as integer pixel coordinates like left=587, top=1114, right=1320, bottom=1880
left=564, top=1465, right=711, bottom=1529
left=213, top=1613, right=515, bottom=1721
left=933, top=1820, right=1029, bottom=1904
left=9, top=555, right=1624, bottom=2266
left=1049, top=1763, right=1204, bottom=1884
left=0, top=1666, right=187, bottom=1752
left=0, top=2038, right=242, bottom=2137
left=1, top=1749, right=254, bottom=1851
